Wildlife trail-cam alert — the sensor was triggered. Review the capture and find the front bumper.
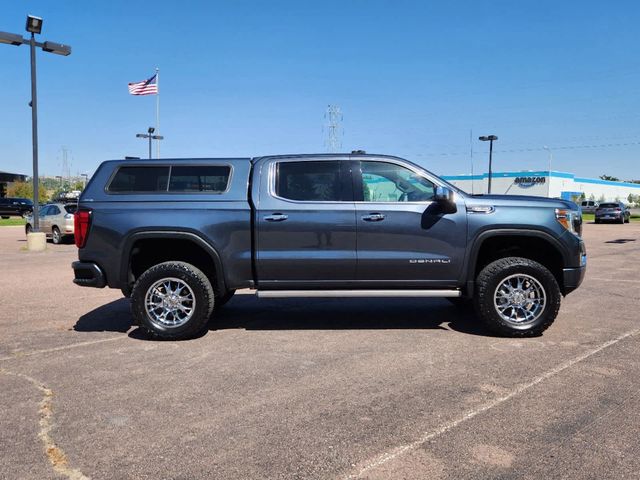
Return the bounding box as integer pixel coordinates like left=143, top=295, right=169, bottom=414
left=563, top=264, right=586, bottom=295
left=72, top=261, right=106, bottom=288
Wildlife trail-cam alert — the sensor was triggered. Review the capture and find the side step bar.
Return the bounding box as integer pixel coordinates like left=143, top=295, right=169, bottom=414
left=256, top=289, right=461, bottom=298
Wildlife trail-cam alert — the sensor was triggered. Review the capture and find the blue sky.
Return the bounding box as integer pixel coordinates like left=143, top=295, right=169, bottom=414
left=1, top=0, right=640, bottom=179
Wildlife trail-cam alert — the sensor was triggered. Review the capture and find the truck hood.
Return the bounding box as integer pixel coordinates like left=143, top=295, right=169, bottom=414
left=466, top=194, right=579, bottom=210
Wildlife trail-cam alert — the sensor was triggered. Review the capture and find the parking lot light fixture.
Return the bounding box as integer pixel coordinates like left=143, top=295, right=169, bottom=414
left=136, top=127, right=164, bottom=159
left=0, top=15, right=72, bottom=232
left=479, top=135, right=498, bottom=194
left=25, top=15, right=43, bottom=34
left=0, top=31, right=24, bottom=45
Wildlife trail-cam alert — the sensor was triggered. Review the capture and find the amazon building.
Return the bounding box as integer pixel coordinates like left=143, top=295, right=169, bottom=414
left=442, top=171, right=640, bottom=203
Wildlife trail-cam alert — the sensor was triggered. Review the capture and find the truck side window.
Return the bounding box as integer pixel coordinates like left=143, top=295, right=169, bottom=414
left=276, top=161, right=343, bottom=201
left=361, top=161, right=434, bottom=202
left=108, top=166, right=169, bottom=192
left=169, top=166, right=231, bottom=192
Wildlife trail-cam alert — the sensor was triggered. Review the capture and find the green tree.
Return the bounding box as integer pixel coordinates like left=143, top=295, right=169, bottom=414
left=599, top=174, right=620, bottom=182
left=7, top=181, right=49, bottom=203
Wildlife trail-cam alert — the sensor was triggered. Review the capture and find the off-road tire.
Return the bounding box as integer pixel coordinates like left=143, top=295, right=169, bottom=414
left=474, top=257, right=561, bottom=337
left=215, top=289, right=236, bottom=310
left=131, top=261, right=215, bottom=340
left=52, top=227, right=62, bottom=244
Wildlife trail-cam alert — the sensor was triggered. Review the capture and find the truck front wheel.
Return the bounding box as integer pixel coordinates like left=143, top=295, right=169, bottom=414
left=474, top=257, right=561, bottom=337
left=131, top=261, right=214, bottom=340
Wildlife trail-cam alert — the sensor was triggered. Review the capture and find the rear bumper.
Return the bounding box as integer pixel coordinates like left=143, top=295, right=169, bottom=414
left=72, top=261, right=106, bottom=288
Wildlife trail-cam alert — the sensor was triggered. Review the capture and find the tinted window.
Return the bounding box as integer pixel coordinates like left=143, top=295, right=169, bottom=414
left=599, top=203, right=618, bottom=208
left=361, top=161, right=434, bottom=202
left=108, top=166, right=169, bottom=192
left=276, top=161, right=344, bottom=201
left=169, top=166, right=230, bottom=192
left=39, top=206, right=50, bottom=216
left=49, top=206, right=61, bottom=215
left=64, top=205, right=77, bottom=214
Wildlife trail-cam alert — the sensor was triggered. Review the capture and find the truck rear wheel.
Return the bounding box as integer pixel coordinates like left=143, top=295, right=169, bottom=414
left=474, top=257, right=561, bottom=337
left=131, top=261, right=214, bottom=340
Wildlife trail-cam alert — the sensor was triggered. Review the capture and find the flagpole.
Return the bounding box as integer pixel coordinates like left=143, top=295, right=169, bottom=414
left=155, top=67, right=160, bottom=159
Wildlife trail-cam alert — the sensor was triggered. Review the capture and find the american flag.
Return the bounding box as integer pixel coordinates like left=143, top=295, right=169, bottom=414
left=128, top=74, right=158, bottom=95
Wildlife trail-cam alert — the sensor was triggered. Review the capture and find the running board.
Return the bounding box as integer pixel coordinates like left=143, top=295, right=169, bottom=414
left=256, top=289, right=461, bottom=298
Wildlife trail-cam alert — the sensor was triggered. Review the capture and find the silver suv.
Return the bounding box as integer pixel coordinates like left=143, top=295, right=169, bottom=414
left=25, top=203, right=77, bottom=244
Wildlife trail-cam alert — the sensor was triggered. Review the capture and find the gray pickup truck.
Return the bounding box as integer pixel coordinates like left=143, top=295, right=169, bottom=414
left=72, top=153, right=586, bottom=339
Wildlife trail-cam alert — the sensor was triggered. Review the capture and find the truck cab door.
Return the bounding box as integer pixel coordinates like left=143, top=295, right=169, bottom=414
left=353, top=159, right=467, bottom=285
left=255, top=158, right=357, bottom=287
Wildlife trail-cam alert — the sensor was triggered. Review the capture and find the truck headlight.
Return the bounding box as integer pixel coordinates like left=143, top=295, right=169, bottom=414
left=555, top=208, right=582, bottom=236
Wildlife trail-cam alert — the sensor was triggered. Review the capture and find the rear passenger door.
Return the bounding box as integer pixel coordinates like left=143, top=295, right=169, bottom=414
left=255, top=159, right=357, bottom=287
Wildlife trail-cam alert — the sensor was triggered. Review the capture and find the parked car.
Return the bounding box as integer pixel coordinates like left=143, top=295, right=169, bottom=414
left=594, top=201, right=630, bottom=224
left=72, top=154, right=586, bottom=340
left=580, top=200, right=599, bottom=214
left=0, top=197, right=33, bottom=219
left=25, top=203, right=77, bottom=243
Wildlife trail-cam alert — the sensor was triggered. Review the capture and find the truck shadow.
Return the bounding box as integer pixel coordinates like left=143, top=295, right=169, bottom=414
left=211, top=296, right=491, bottom=336
left=74, top=296, right=504, bottom=339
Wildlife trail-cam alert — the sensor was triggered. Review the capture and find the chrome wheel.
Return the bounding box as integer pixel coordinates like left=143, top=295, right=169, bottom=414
left=144, top=277, right=196, bottom=328
left=493, top=274, right=546, bottom=325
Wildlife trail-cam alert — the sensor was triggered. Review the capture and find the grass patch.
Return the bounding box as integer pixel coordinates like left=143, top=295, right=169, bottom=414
left=0, top=218, right=26, bottom=226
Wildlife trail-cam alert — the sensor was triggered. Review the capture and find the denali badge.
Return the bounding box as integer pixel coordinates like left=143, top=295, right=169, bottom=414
left=409, top=259, right=451, bottom=264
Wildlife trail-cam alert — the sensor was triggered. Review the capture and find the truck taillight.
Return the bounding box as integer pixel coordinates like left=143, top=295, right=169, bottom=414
left=74, top=209, right=92, bottom=248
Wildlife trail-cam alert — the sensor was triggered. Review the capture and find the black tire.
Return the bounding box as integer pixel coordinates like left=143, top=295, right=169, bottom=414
left=25, top=224, right=32, bottom=235
left=52, top=227, right=62, bottom=244
left=1, top=216, right=9, bottom=220
left=131, top=261, right=215, bottom=340
left=594, top=219, right=600, bottom=224
left=215, top=289, right=236, bottom=310
left=121, top=285, right=132, bottom=298
left=474, top=257, right=561, bottom=337
left=618, top=215, right=625, bottom=224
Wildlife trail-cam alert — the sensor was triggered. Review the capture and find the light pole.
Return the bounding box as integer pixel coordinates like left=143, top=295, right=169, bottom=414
left=479, top=135, right=498, bottom=194
left=0, top=16, right=71, bottom=231
left=55, top=175, right=63, bottom=191
left=136, top=127, right=164, bottom=159
left=543, top=145, right=553, bottom=173
left=81, top=173, right=88, bottom=189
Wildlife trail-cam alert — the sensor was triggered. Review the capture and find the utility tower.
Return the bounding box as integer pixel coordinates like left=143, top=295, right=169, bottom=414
left=60, top=146, right=71, bottom=188
left=324, top=105, right=343, bottom=153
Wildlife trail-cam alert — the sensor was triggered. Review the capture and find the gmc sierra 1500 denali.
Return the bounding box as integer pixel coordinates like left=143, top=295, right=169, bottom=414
left=72, top=153, right=586, bottom=339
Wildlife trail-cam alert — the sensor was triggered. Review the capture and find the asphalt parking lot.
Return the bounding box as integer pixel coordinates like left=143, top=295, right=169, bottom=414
left=1, top=223, right=639, bottom=480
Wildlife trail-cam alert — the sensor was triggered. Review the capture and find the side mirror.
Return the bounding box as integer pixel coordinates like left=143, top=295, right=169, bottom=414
left=434, top=186, right=457, bottom=213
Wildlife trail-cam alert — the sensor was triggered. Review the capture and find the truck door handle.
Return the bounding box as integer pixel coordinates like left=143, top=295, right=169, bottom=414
left=264, top=213, right=288, bottom=222
left=362, top=213, right=385, bottom=222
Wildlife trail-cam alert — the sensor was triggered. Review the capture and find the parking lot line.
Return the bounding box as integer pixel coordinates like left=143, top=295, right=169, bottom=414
left=588, top=277, right=640, bottom=284
left=346, top=327, right=640, bottom=479
left=0, top=336, right=126, bottom=362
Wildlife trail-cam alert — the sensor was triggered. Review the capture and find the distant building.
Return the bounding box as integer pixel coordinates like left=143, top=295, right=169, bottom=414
left=442, top=170, right=640, bottom=203
left=0, top=171, right=27, bottom=198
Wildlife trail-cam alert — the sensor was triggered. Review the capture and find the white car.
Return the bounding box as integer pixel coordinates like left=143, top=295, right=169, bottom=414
left=25, top=203, right=77, bottom=244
